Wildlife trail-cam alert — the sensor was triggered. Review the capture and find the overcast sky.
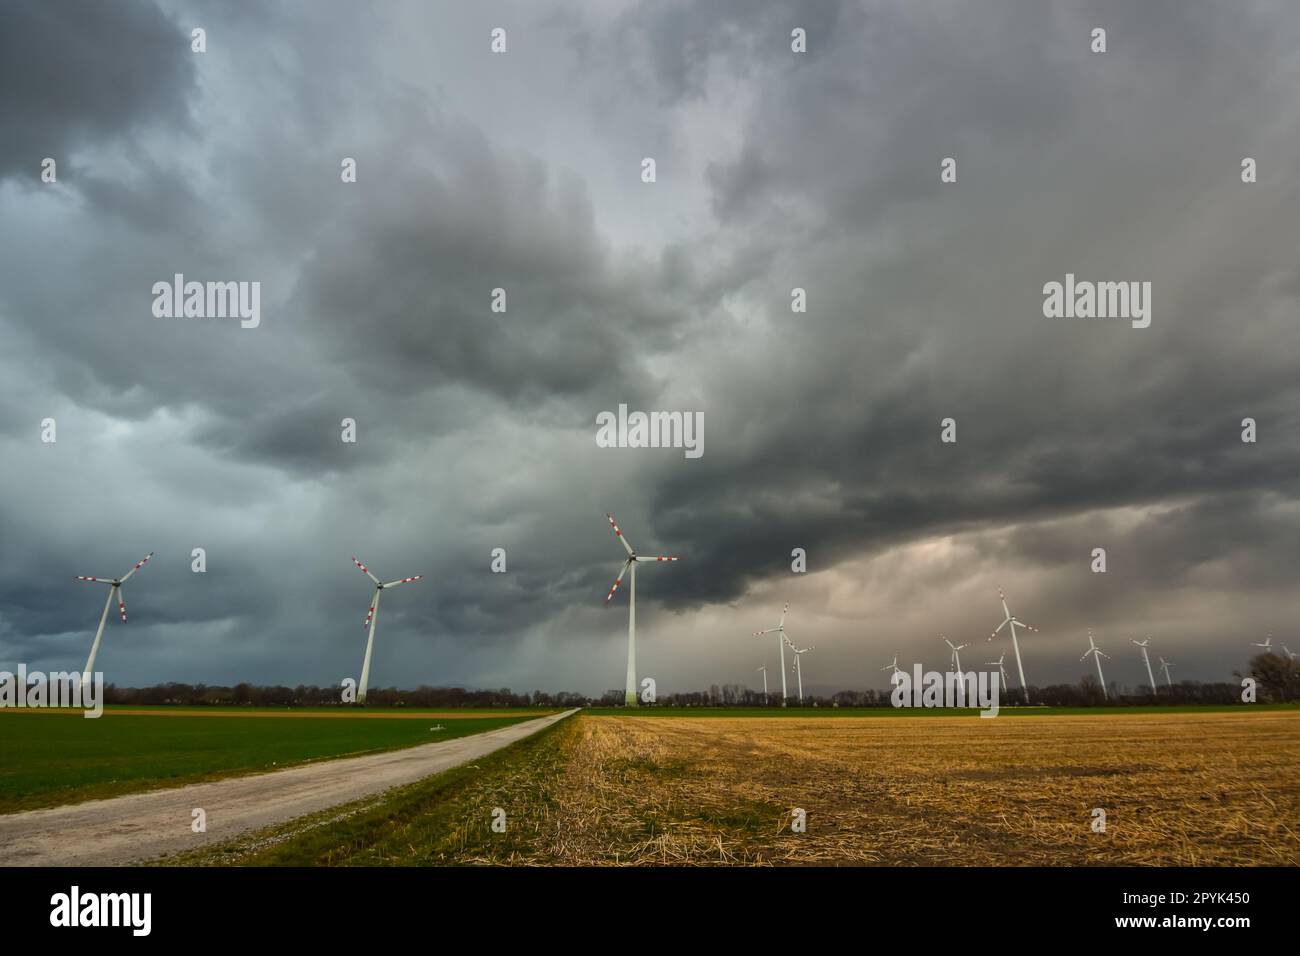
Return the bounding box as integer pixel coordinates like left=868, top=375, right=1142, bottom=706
left=1, top=0, right=1297, bottom=697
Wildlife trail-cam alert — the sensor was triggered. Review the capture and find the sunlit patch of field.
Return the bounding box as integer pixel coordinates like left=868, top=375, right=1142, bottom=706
left=187, top=709, right=1300, bottom=866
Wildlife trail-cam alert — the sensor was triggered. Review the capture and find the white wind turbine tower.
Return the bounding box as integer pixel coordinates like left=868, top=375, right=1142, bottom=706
left=1158, top=656, right=1173, bottom=690
left=940, top=634, right=970, bottom=673
left=989, top=587, right=1038, bottom=704
left=1132, top=638, right=1157, bottom=695
left=754, top=602, right=792, bottom=706
left=756, top=663, right=769, bottom=703
left=1081, top=630, right=1111, bottom=700
left=603, top=513, right=679, bottom=707
left=784, top=635, right=813, bottom=703
left=351, top=556, right=422, bottom=705
left=75, top=552, right=154, bottom=680
left=985, top=653, right=1010, bottom=691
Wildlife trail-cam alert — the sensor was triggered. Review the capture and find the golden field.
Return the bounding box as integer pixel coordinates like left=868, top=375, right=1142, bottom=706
left=490, top=711, right=1300, bottom=865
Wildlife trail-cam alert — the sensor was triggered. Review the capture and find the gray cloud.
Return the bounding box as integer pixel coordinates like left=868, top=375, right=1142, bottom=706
left=0, top=0, right=196, bottom=181
left=0, top=0, right=1296, bottom=697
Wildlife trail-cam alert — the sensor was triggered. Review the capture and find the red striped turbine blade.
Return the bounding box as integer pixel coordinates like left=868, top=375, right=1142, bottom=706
left=637, top=556, right=679, bottom=562
left=604, top=563, right=629, bottom=604
left=363, top=605, right=375, bottom=629
left=352, top=557, right=371, bottom=575
left=117, top=593, right=127, bottom=622
left=75, top=576, right=105, bottom=582
left=385, top=575, right=422, bottom=586
left=120, top=552, right=155, bottom=582
left=606, top=513, right=634, bottom=555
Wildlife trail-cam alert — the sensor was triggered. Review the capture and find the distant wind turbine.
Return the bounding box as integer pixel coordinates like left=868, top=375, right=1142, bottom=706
left=1282, top=644, right=1297, bottom=662
left=989, top=587, right=1038, bottom=703
left=880, top=654, right=903, bottom=683
left=74, top=552, right=154, bottom=680
left=1253, top=636, right=1274, bottom=652
left=784, top=636, right=813, bottom=703
left=352, top=556, right=422, bottom=705
left=604, top=513, right=679, bottom=707
left=1158, top=656, right=1173, bottom=689
left=754, top=602, right=792, bottom=706
left=940, top=634, right=970, bottom=673
left=1081, top=630, right=1111, bottom=700
left=985, top=653, right=1010, bottom=691
left=756, top=663, right=769, bottom=703
left=1132, top=638, right=1157, bottom=695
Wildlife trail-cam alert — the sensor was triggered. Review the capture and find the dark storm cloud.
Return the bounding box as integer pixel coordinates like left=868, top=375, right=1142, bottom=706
left=0, top=0, right=1296, bottom=694
left=0, top=0, right=196, bottom=181
left=295, top=118, right=673, bottom=413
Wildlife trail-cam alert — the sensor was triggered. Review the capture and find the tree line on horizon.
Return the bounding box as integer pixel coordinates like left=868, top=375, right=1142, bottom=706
left=97, top=654, right=1297, bottom=707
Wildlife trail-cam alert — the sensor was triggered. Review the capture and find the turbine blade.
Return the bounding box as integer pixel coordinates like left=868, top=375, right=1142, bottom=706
left=606, top=513, right=634, bottom=556
left=634, top=555, right=679, bottom=562
left=753, top=627, right=777, bottom=635
left=75, top=576, right=110, bottom=583
left=116, top=588, right=127, bottom=623
left=382, top=575, right=423, bottom=588
left=363, top=601, right=376, bottom=629
left=119, top=552, right=154, bottom=582
left=604, top=560, right=631, bottom=604
left=779, top=602, right=788, bottom=628
left=352, top=556, right=381, bottom=585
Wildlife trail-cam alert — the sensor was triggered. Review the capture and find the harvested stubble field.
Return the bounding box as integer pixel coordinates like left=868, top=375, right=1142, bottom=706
left=183, top=708, right=1300, bottom=866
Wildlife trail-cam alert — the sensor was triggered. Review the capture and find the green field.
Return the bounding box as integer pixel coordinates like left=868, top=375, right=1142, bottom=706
left=0, top=709, right=547, bottom=813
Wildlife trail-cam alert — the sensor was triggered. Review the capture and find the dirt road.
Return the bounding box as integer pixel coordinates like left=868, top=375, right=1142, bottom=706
left=0, top=709, right=576, bottom=866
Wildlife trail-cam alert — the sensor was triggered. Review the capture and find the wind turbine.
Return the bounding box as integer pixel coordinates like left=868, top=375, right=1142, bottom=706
left=989, top=587, right=1038, bottom=704
left=985, top=653, right=1010, bottom=691
left=784, top=636, right=813, bottom=703
left=756, top=663, right=769, bottom=703
left=604, top=513, right=679, bottom=707
left=880, top=654, right=903, bottom=684
left=940, top=634, right=970, bottom=673
left=1081, top=630, right=1111, bottom=700
left=1252, top=636, right=1274, bottom=652
left=1282, top=644, right=1297, bottom=662
left=754, top=602, right=792, bottom=706
left=74, top=552, right=154, bottom=680
left=351, top=556, right=422, bottom=705
left=1132, top=638, right=1157, bottom=694
left=1158, top=656, right=1173, bottom=689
